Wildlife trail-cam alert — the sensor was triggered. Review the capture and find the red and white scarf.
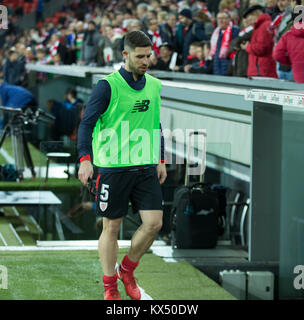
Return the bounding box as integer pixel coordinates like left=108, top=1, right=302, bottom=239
left=46, top=40, right=59, bottom=63
left=268, top=12, right=284, bottom=36
left=239, top=25, right=254, bottom=37
left=49, top=41, right=59, bottom=57
left=148, top=30, right=162, bottom=57
left=210, top=23, right=233, bottom=59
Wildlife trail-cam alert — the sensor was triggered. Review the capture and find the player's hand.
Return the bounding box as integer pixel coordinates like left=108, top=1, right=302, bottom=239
left=78, top=160, right=93, bottom=186
left=156, top=163, right=167, bottom=185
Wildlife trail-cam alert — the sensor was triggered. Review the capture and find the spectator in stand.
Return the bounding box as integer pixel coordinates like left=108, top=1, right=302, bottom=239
left=274, top=0, right=293, bottom=42
left=145, top=18, right=163, bottom=57
left=265, top=0, right=278, bottom=17
left=35, top=47, right=48, bottom=82
left=173, top=41, right=200, bottom=72
left=112, top=10, right=125, bottom=32
left=157, top=11, right=168, bottom=25
left=81, top=21, right=101, bottom=66
left=75, top=21, right=85, bottom=62
left=3, top=49, right=26, bottom=86
left=46, top=33, right=67, bottom=65
left=151, top=0, right=162, bottom=12
left=272, top=0, right=294, bottom=80
left=185, top=41, right=214, bottom=74
left=159, top=12, right=177, bottom=47
left=104, top=25, right=124, bottom=63
left=273, top=20, right=304, bottom=83
left=44, top=22, right=56, bottom=45
left=36, top=47, right=47, bottom=64
left=176, top=8, right=209, bottom=64
left=227, top=15, right=254, bottom=77
left=24, top=47, right=35, bottom=64
left=241, top=5, right=277, bottom=78
left=210, top=11, right=240, bottom=76
left=149, top=42, right=173, bottom=70
left=193, top=9, right=214, bottom=38
left=15, top=43, right=26, bottom=65
left=208, top=0, right=222, bottom=16
left=147, top=9, right=158, bottom=21
left=219, top=0, right=240, bottom=25
left=191, top=0, right=210, bottom=15
left=137, top=3, right=150, bottom=30
left=65, top=24, right=77, bottom=65
left=126, top=20, right=143, bottom=32
left=271, top=0, right=291, bottom=19
left=52, top=53, right=62, bottom=65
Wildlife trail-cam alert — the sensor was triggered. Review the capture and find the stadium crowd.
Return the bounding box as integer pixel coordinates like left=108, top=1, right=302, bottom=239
left=0, top=0, right=304, bottom=84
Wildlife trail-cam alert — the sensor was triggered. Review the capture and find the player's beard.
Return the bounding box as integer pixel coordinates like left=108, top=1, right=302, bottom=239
left=127, top=56, right=146, bottom=77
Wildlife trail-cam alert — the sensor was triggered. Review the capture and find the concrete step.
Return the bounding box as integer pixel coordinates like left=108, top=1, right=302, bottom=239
left=0, top=217, right=23, bottom=246
left=2, top=206, right=42, bottom=235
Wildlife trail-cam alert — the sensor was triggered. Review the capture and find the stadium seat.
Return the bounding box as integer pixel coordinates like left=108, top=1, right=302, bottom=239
left=45, top=152, right=71, bottom=182
left=226, top=190, right=250, bottom=247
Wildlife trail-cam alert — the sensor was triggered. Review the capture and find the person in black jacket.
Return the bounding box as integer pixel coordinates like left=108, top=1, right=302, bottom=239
left=3, top=49, right=26, bottom=86
left=149, top=42, right=173, bottom=70
left=159, top=12, right=177, bottom=47
left=175, top=8, right=209, bottom=64
left=186, top=41, right=213, bottom=74
left=227, top=18, right=254, bottom=77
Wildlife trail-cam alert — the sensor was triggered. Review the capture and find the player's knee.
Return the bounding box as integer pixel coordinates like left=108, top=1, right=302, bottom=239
left=103, top=221, right=121, bottom=236
left=144, top=220, right=162, bottom=235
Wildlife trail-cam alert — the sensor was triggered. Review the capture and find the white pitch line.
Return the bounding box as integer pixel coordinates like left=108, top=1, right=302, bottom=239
left=139, top=286, right=153, bottom=300
left=0, top=148, right=14, bottom=163
left=115, top=263, right=153, bottom=301
left=0, top=232, right=8, bottom=247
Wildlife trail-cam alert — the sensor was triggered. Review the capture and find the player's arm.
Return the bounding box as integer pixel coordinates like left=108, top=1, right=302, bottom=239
left=77, top=80, right=111, bottom=185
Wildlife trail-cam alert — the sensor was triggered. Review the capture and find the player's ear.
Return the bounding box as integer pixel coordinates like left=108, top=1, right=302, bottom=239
left=122, top=50, right=128, bottom=61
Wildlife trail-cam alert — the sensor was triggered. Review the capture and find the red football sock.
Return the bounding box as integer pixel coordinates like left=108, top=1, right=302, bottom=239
left=120, top=254, right=139, bottom=273
left=103, top=274, right=117, bottom=291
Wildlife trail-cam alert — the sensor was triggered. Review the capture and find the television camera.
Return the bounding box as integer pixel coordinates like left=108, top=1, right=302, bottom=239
left=0, top=106, right=55, bottom=181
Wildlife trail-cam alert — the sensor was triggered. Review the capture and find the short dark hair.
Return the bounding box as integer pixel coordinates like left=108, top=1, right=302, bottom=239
left=66, top=88, right=77, bottom=99
left=190, top=41, right=201, bottom=48
left=202, top=40, right=210, bottom=50
left=196, top=42, right=205, bottom=50
left=124, top=31, right=152, bottom=51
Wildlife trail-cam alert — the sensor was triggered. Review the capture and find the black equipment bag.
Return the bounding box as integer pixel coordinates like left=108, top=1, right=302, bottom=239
left=170, top=130, right=219, bottom=249
left=171, top=182, right=219, bottom=249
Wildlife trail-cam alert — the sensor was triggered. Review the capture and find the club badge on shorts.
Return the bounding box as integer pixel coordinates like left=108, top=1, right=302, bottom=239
left=99, top=184, right=110, bottom=212
left=100, top=201, right=108, bottom=212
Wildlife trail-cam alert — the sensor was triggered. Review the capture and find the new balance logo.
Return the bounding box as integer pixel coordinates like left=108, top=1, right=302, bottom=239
left=131, top=100, right=150, bottom=113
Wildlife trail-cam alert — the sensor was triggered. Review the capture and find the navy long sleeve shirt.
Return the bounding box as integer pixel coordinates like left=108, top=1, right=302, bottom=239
left=77, top=67, right=165, bottom=173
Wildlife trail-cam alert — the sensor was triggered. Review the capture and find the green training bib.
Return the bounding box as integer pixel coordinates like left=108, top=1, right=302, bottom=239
left=92, top=71, right=161, bottom=167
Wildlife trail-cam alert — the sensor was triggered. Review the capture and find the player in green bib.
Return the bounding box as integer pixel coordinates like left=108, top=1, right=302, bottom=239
left=78, top=31, right=167, bottom=300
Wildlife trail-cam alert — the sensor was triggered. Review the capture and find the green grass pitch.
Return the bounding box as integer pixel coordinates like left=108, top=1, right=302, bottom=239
left=0, top=249, right=236, bottom=300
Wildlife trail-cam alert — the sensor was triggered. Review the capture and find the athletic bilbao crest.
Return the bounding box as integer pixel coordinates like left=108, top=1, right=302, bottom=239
left=100, top=201, right=108, bottom=212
